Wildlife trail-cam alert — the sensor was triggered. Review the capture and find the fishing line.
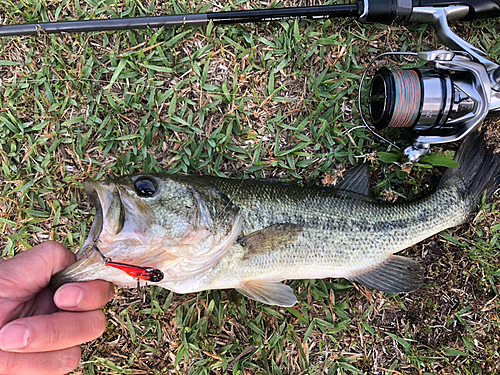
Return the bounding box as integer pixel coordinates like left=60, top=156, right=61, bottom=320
left=383, top=69, right=422, bottom=128
left=343, top=125, right=366, bottom=135
left=358, top=51, right=420, bottom=151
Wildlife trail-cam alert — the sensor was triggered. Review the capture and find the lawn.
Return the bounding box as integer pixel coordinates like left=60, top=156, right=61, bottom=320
left=1, top=0, right=500, bottom=373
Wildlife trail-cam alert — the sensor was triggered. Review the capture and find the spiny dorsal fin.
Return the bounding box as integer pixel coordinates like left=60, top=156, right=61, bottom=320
left=238, top=223, right=302, bottom=258
left=348, top=255, right=423, bottom=294
left=236, top=280, right=297, bottom=306
left=335, top=164, right=371, bottom=198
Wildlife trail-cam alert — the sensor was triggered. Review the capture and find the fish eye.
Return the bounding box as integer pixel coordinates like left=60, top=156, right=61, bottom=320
left=134, top=178, right=157, bottom=197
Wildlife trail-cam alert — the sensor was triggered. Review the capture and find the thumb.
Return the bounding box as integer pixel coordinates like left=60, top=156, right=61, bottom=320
left=0, top=241, right=76, bottom=300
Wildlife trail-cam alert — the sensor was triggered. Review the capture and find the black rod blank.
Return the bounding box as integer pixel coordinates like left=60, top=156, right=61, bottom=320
left=0, top=4, right=359, bottom=37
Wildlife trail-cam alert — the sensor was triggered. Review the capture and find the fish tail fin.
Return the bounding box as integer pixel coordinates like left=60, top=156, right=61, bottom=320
left=438, top=131, right=500, bottom=214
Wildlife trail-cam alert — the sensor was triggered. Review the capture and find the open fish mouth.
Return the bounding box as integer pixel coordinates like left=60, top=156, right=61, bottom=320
left=82, top=179, right=126, bottom=247
left=82, top=179, right=105, bottom=252
left=51, top=179, right=128, bottom=288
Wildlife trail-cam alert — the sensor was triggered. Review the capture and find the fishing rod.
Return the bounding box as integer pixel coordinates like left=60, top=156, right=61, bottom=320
left=2, top=0, right=500, bottom=161
left=0, top=0, right=498, bottom=36
left=0, top=5, right=359, bottom=36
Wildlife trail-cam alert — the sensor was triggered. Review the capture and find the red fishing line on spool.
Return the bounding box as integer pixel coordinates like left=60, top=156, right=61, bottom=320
left=387, top=70, right=422, bottom=128
left=368, top=67, right=423, bottom=131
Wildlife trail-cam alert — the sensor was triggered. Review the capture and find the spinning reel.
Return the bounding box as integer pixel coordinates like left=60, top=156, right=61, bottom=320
left=359, top=4, right=500, bottom=161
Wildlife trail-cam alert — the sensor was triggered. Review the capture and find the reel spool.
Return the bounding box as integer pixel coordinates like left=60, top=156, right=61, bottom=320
left=368, top=66, right=474, bottom=136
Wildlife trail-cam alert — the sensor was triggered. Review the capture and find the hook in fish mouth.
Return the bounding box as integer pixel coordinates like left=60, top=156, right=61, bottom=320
left=84, top=239, right=165, bottom=283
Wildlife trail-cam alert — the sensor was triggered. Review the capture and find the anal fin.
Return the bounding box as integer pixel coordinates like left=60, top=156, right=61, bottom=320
left=236, top=280, right=298, bottom=307
left=349, top=255, right=423, bottom=294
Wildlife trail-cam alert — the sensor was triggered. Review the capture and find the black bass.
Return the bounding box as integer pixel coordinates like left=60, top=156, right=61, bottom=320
left=53, top=132, right=500, bottom=306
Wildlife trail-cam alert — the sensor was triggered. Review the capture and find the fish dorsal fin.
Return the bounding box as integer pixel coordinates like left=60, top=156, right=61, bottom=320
left=348, top=255, right=423, bottom=294
left=236, top=280, right=297, bottom=306
left=238, top=223, right=302, bottom=258
left=334, top=164, right=372, bottom=199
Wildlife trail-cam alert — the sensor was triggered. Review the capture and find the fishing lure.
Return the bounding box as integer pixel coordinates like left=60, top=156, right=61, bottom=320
left=103, top=260, right=164, bottom=282
left=84, top=239, right=164, bottom=283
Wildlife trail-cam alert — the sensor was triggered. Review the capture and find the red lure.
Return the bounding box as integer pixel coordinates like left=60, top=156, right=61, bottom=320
left=104, top=260, right=164, bottom=282
left=86, top=239, right=164, bottom=283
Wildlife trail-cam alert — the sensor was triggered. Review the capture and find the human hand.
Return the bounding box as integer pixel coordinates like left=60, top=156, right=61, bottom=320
left=0, top=241, right=114, bottom=375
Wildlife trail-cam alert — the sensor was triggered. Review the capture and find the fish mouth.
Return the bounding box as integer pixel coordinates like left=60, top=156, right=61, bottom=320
left=51, top=179, right=127, bottom=288
left=83, top=179, right=125, bottom=243
left=83, top=179, right=104, bottom=248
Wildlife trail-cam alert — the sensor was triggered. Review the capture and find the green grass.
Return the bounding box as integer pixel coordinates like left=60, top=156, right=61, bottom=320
left=1, top=0, right=500, bottom=374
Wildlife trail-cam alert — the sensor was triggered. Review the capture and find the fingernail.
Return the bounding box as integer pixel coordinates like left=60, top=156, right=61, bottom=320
left=0, top=324, right=30, bottom=350
left=54, top=285, right=83, bottom=308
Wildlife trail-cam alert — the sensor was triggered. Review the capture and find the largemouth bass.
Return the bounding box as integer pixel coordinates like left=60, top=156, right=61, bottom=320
left=53, top=132, right=500, bottom=306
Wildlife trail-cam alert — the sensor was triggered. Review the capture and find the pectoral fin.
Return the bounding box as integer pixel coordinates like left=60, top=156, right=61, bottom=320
left=236, top=280, right=297, bottom=306
left=348, top=255, right=423, bottom=294
left=239, top=223, right=302, bottom=258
